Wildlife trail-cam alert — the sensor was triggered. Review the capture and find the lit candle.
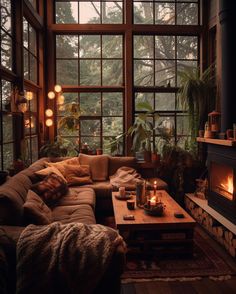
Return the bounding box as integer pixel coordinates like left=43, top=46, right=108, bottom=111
left=153, top=180, right=157, bottom=195
left=150, top=196, right=156, bottom=208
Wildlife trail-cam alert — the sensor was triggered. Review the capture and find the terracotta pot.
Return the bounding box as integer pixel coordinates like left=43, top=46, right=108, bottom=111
left=151, top=152, right=160, bottom=164
left=96, top=148, right=103, bottom=155
left=143, top=151, right=151, bottom=162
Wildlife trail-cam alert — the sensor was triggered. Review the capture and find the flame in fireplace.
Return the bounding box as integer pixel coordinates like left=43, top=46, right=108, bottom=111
left=221, top=175, right=234, bottom=194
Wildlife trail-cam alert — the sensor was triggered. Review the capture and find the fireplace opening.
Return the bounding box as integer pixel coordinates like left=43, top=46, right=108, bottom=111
left=210, top=162, right=234, bottom=201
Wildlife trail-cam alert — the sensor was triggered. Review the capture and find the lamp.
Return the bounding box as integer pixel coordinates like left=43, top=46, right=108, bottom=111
left=46, top=85, right=63, bottom=127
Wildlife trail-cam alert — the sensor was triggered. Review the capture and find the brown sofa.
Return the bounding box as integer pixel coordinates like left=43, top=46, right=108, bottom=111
left=0, top=154, right=168, bottom=293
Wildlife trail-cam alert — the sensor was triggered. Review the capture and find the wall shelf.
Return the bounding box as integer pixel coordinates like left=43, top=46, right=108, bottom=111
left=197, top=137, right=236, bottom=147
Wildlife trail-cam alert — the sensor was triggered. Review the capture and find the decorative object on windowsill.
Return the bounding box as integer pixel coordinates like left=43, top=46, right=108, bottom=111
left=208, top=110, right=221, bottom=132
left=81, top=143, right=89, bottom=154
left=204, top=121, right=214, bottom=139
left=226, top=129, right=233, bottom=140
left=15, top=90, right=28, bottom=113
left=96, top=148, right=103, bottom=155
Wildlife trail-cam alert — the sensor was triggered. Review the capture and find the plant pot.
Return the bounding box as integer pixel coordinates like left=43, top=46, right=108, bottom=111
left=96, top=148, right=103, bottom=155
left=151, top=152, right=160, bottom=164
left=143, top=151, right=151, bottom=162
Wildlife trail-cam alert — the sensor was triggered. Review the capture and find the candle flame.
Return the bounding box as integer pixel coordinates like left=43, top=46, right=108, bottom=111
left=150, top=196, right=156, bottom=203
left=154, top=180, right=157, bottom=185
left=221, top=176, right=234, bottom=194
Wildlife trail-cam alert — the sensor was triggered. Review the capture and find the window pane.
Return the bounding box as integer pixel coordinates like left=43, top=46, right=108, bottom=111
left=29, top=24, right=37, bottom=56
left=102, top=60, right=123, bottom=86
left=56, top=2, right=78, bottom=24
left=103, top=117, right=123, bottom=136
left=23, top=18, right=28, bottom=48
left=79, top=35, right=100, bottom=58
left=79, top=2, right=100, bottom=24
left=177, top=60, right=198, bottom=86
left=135, top=93, right=154, bottom=111
left=1, top=30, right=12, bottom=70
left=29, top=54, right=37, bottom=83
left=177, top=115, right=189, bottom=135
left=24, top=48, right=29, bottom=79
left=80, top=120, right=101, bottom=136
left=57, top=93, right=78, bottom=115
left=1, top=80, right=11, bottom=112
left=102, top=2, right=123, bottom=24
left=134, top=36, right=154, bottom=59
left=57, top=59, right=78, bottom=85
left=3, top=143, right=13, bottom=169
left=134, top=2, right=154, bottom=24
left=155, top=116, right=175, bottom=136
left=176, top=3, right=198, bottom=25
left=80, top=93, right=101, bottom=115
left=56, top=35, right=78, bottom=58
left=80, top=60, right=101, bottom=85
left=102, top=35, right=122, bottom=58
left=1, top=0, right=11, bottom=33
left=80, top=137, right=100, bottom=150
left=2, top=114, right=13, bottom=142
left=155, top=36, right=175, bottom=59
left=177, top=36, right=198, bottom=60
left=102, top=93, right=123, bottom=116
left=155, top=93, right=175, bottom=111
left=57, top=117, right=78, bottom=136
left=155, top=60, right=175, bottom=87
left=155, top=2, right=175, bottom=25
left=134, top=60, right=154, bottom=86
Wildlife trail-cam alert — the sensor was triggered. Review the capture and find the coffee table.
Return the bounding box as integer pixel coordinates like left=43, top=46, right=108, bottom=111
left=112, top=190, right=196, bottom=257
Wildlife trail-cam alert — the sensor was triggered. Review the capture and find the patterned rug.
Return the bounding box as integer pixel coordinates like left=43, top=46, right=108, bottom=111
left=121, top=226, right=236, bottom=281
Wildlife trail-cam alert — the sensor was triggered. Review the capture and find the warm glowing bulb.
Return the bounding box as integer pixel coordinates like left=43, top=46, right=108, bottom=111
left=45, top=118, right=53, bottom=127
left=54, top=85, right=62, bottom=93
left=45, top=109, right=53, bottom=117
left=26, top=91, right=33, bottom=100
left=48, top=91, right=55, bottom=99
left=57, top=95, right=65, bottom=105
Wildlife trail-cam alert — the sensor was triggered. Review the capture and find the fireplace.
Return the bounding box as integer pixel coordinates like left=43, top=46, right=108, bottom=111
left=207, top=144, right=236, bottom=224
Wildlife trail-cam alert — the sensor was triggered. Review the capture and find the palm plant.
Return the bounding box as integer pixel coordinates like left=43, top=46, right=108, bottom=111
left=178, top=65, right=215, bottom=154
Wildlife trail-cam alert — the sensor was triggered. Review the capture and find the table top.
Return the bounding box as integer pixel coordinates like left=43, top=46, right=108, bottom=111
left=112, top=190, right=196, bottom=230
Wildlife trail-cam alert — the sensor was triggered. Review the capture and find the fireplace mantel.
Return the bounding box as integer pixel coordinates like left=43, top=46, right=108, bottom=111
left=197, top=137, right=236, bottom=147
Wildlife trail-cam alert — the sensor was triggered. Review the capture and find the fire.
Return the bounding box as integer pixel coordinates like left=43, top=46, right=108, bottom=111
left=221, top=176, right=234, bottom=194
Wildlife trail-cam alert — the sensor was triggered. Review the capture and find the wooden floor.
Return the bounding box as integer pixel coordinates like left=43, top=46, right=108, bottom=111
left=121, top=226, right=236, bottom=294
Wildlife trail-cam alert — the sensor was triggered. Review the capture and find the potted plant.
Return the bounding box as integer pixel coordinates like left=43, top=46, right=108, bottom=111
left=58, top=102, right=80, bottom=133
left=177, top=65, right=215, bottom=155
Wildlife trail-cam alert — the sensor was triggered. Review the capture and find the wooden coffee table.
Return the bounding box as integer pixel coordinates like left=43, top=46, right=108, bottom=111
left=112, top=190, right=196, bottom=257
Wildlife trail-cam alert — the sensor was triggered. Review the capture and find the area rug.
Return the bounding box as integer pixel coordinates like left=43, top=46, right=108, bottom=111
left=121, top=226, right=236, bottom=282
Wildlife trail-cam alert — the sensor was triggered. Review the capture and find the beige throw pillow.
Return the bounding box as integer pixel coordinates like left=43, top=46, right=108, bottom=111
left=23, top=190, right=52, bottom=225
left=47, top=157, right=80, bottom=174
left=35, top=166, right=67, bottom=182
left=63, top=164, right=92, bottom=186
left=79, top=154, right=109, bottom=181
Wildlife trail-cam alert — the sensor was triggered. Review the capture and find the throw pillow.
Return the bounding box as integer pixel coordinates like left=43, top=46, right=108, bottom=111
left=35, top=166, right=67, bottom=182
left=23, top=190, right=52, bottom=225
left=79, top=154, right=109, bottom=181
left=46, top=157, right=80, bottom=174
left=63, top=164, right=93, bottom=186
left=31, top=173, right=68, bottom=206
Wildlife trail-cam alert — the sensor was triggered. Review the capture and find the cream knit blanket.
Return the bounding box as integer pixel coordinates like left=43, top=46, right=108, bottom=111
left=17, top=222, right=126, bottom=294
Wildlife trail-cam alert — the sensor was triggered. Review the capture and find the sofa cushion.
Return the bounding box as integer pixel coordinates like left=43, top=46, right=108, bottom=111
left=52, top=204, right=96, bottom=225
left=23, top=190, right=52, bottom=225
left=47, top=157, right=80, bottom=174
left=35, top=166, right=67, bottom=182
left=57, top=187, right=96, bottom=210
left=57, top=164, right=92, bottom=186
left=81, top=181, right=112, bottom=199
left=108, top=156, right=137, bottom=177
left=79, top=154, right=109, bottom=181
left=31, top=173, right=68, bottom=207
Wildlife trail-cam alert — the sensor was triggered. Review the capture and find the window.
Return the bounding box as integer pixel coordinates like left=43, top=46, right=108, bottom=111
left=0, top=79, right=14, bottom=169
left=23, top=17, right=38, bottom=84
left=134, top=35, right=199, bottom=151
left=133, top=0, right=199, bottom=25
left=0, top=0, right=12, bottom=70
left=56, top=34, right=123, bottom=86
left=55, top=0, right=124, bottom=24
left=24, top=91, right=38, bottom=164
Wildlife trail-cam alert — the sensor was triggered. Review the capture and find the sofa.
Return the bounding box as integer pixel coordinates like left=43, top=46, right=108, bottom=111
left=0, top=154, right=168, bottom=293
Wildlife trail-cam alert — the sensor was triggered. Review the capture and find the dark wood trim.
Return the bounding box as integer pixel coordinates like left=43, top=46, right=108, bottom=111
left=200, top=0, right=209, bottom=71
left=62, top=86, right=124, bottom=92
left=0, top=67, right=17, bottom=82
left=124, top=0, right=133, bottom=155
left=23, top=0, right=43, bottom=30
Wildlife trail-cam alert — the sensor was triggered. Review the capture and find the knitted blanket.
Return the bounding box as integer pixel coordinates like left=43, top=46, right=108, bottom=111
left=110, top=167, right=142, bottom=188
left=16, top=222, right=126, bottom=294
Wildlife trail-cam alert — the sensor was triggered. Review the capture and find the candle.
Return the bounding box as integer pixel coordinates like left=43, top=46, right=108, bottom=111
left=153, top=180, right=157, bottom=195
left=150, top=196, right=156, bottom=208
